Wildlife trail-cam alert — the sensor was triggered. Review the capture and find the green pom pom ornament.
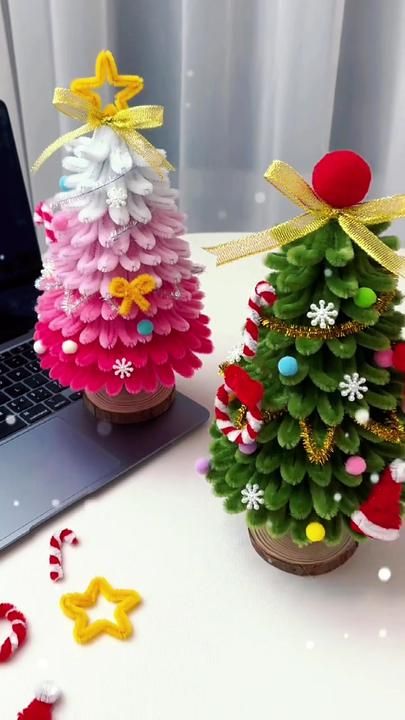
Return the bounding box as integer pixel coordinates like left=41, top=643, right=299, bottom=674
left=354, top=287, right=377, bottom=308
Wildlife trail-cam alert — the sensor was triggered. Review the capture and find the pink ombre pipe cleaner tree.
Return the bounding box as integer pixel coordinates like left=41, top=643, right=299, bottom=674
left=33, top=51, right=212, bottom=418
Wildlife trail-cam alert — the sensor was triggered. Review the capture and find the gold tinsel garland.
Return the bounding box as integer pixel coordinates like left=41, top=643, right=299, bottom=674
left=227, top=405, right=404, bottom=462
left=298, top=419, right=336, bottom=465
left=261, top=291, right=396, bottom=339
left=354, top=411, right=405, bottom=444
left=234, top=405, right=247, bottom=429
left=234, top=405, right=285, bottom=430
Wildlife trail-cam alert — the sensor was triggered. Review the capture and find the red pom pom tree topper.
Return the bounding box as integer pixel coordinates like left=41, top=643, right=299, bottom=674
left=312, top=149, right=372, bottom=208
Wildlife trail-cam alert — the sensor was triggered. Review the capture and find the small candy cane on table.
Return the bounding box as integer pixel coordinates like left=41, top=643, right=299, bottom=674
left=34, top=201, right=57, bottom=244
left=0, top=603, right=28, bottom=662
left=50, top=528, right=79, bottom=582
left=242, top=280, right=277, bottom=359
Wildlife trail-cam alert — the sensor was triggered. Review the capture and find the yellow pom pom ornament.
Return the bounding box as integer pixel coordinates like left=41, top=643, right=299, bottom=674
left=305, top=521, right=326, bottom=543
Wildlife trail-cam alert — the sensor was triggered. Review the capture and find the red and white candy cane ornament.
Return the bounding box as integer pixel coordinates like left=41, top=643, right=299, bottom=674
left=242, top=280, right=277, bottom=359
left=215, top=365, right=264, bottom=445
left=0, top=603, right=27, bottom=663
left=50, top=528, right=79, bottom=582
left=34, top=201, right=57, bottom=244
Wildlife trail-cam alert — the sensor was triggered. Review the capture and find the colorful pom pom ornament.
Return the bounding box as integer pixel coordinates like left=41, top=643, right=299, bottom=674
left=195, top=457, right=211, bottom=475
left=278, top=356, right=298, bottom=377
left=345, top=456, right=367, bottom=476
left=374, top=349, right=393, bottom=368
left=354, top=408, right=370, bottom=425
left=305, top=522, right=326, bottom=543
left=33, top=339, right=46, bottom=355
left=61, top=340, right=78, bottom=355
left=52, top=213, right=68, bottom=231
left=354, top=287, right=377, bottom=308
left=58, top=175, right=69, bottom=191
left=239, top=442, right=257, bottom=455
left=312, top=150, right=372, bottom=208
left=137, top=319, right=154, bottom=336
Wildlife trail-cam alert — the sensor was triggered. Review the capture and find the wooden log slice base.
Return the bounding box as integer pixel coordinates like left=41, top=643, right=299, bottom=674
left=248, top=527, right=358, bottom=576
left=84, top=385, right=176, bottom=424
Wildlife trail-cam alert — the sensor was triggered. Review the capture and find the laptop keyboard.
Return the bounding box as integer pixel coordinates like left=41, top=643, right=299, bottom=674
left=0, top=340, right=82, bottom=441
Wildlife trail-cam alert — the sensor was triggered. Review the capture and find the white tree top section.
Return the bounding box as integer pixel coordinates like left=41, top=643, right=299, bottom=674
left=52, top=126, right=178, bottom=226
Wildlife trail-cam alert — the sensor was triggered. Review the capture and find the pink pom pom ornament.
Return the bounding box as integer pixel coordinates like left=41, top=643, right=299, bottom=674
left=345, top=456, right=367, bottom=476
left=374, top=349, right=393, bottom=368
left=239, top=442, right=257, bottom=455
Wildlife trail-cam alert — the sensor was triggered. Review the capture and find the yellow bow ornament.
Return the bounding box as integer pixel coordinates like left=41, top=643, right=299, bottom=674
left=109, top=275, right=157, bottom=317
left=32, top=50, right=173, bottom=175
left=205, top=160, right=405, bottom=277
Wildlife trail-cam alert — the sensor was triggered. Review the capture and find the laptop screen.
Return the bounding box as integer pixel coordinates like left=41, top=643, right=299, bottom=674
left=0, top=100, right=42, bottom=345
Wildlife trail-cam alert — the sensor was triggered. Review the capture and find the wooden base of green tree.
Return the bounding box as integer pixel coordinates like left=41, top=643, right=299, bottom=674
left=84, top=385, right=175, bottom=424
left=248, top=527, right=358, bottom=576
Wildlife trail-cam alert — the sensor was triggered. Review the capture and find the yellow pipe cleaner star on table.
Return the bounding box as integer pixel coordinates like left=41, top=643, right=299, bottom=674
left=60, top=576, right=142, bottom=644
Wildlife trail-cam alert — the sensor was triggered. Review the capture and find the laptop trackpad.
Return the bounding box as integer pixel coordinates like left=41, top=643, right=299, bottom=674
left=0, top=417, right=120, bottom=544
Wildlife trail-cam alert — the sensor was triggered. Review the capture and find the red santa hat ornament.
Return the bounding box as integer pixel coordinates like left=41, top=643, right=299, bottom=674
left=18, top=683, right=60, bottom=719
left=350, top=461, right=405, bottom=541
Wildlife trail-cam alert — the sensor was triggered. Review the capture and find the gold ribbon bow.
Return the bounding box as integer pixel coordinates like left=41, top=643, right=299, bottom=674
left=32, top=88, right=173, bottom=175
left=109, top=275, right=157, bottom=316
left=205, top=160, right=405, bottom=276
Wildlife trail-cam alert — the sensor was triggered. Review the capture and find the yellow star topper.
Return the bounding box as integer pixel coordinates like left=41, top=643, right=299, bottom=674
left=32, top=49, right=174, bottom=175
left=70, top=49, right=144, bottom=115
left=60, top=576, right=142, bottom=644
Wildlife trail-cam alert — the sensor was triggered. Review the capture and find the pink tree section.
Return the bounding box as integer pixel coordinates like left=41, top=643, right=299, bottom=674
left=34, top=206, right=212, bottom=395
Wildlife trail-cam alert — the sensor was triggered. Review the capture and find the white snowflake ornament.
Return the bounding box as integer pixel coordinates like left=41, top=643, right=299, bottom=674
left=339, top=373, right=368, bottom=402
left=306, top=299, right=338, bottom=329
left=112, top=358, right=134, bottom=379
left=227, top=343, right=244, bottom=364
left=241, top=483, right=264, bottom=511
left=106, top=186, right=127, bottom=208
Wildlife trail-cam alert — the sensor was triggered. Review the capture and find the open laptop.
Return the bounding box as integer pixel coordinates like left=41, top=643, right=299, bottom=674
left=0, top=100, right=209, bottom=551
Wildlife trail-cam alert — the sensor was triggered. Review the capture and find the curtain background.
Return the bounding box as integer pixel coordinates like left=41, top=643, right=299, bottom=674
left=2, top=0, right=405, bottom=238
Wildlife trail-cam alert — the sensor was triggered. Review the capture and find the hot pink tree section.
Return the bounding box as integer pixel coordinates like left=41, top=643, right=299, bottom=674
left=34, top=129, right=212, bottom=395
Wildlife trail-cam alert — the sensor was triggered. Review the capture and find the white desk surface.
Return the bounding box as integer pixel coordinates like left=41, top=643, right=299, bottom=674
left=1, top=233, right=404, bottom=719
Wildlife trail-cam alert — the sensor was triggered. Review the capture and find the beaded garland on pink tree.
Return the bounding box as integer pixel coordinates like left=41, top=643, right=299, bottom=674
left=34, top=127, right=212, bottom=396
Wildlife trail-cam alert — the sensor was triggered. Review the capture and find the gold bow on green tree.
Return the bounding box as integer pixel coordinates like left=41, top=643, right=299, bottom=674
left=32, top=49, right=173, bottom=176
left=205, top=160, right=405, bottom=276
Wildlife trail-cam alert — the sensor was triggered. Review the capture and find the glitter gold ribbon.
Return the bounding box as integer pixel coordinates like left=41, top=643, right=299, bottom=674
left=355, top=411, right=405, bottom=443
left=299, top=419, right=336, bottom=465
left=109, top=275, right=156, bottom=316
left=261, top=291, right=395, bottom=339
left=32, top=88, right=173, bottom=174
left=205, top=160, right=405, bottom=276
